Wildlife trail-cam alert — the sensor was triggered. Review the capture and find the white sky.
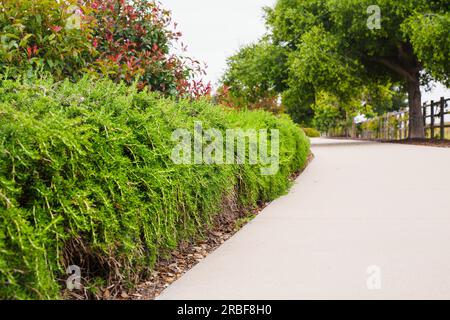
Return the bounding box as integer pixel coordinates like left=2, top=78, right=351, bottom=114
left=161, top=0, right=449, bottom=102
left=161, top=0, right=275, bottom=88
left=423, top=82, right=450, bottom=103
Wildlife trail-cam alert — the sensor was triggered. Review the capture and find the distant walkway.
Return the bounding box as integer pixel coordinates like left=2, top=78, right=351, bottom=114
left=159, top=138, right=450, bottom=299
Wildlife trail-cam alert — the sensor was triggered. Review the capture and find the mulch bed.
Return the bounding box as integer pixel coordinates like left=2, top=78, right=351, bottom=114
left=381, top=138, right=450, bottom=148
left=64, top=154, right=313, bottom=300
left=125, top=203, right=265, bottom=300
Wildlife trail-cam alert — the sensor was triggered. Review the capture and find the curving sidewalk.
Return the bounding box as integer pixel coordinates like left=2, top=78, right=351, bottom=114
left=159, top=138, right=450, bottom=300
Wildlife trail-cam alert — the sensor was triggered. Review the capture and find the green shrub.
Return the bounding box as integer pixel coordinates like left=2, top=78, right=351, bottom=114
left=301, top=127, right=321, bottom=138
left=0, top=76, right=310, bottom=299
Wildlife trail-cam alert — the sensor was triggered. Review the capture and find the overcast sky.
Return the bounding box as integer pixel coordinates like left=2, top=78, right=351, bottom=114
left=161, top=0, right=449, bottom=102
left=161, top=0, right=274, bottom=88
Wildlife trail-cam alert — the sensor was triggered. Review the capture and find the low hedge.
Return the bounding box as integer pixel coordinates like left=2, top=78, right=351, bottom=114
left=0, top=77, right=310, bottom=299
left=302, top=127, right=321, bottom=138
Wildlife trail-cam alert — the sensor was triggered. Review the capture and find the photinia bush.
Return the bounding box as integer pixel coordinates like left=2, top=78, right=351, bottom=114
left=86, top=0, right=211, bottom=97
left=0, top=0, right=96, bottom=80
left=0, top=0, right=211, bottom=98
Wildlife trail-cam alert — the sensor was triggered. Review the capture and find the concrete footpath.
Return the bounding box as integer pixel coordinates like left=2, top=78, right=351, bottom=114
left=159, top=138, right=450, bottom=299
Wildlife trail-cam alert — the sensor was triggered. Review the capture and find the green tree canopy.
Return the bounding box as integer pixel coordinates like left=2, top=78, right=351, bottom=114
left=220, top=40, right=288, bottom=110
left=222, top=0, right=449, bottom=138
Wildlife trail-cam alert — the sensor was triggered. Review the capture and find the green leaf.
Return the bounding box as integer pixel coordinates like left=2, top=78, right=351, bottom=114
left=19, top=34, right=33, bottom=48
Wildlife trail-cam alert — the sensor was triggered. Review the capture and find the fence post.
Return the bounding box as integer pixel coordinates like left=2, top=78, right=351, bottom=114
left=400, top=113, right=404, bottom=139
left=381, top=116, right=384, bottom=140
left=423, top=103, right=427, bottom=137
left=386, top=115, right=389, bottom=140
left=406, top=110, right=409, bottom=138
left=430, top=100, right=435, bottom=139
left=386, top=114, right=390, bottom=140
left=440, top=97, right=445, bottom=140
left=402, top=111, right=406, bottom=139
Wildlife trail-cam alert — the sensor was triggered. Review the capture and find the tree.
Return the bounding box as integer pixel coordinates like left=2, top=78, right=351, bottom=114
left=265, top=0, right=449, bottom=138
left=403, top=11, right=450, bottom=87
left=312, top=92, right=344, bottom=133
left=311, top=88, right=397, bottom=135
left=219, top=40, right=287, bottom=111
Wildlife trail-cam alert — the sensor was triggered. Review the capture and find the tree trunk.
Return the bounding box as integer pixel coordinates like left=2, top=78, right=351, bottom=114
left=407, top=76, right=424, bottom=139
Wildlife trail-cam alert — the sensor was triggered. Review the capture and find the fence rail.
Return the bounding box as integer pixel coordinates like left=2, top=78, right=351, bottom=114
left=356, top=97, right=450, bottom=140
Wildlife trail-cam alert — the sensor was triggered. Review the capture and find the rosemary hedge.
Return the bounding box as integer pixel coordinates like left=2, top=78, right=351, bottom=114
left=0, top=77, right=310, bottom=299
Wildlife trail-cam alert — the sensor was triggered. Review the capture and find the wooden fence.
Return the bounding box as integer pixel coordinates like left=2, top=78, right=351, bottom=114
left=356, top=97, right=450, bottom=140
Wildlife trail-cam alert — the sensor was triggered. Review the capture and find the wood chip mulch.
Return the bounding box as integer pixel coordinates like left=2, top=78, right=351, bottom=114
left=382, top=139, right=450, bottom=148
left=325, top=137, right=450, bottom=148
left=126, top=209, right=263, bottom=300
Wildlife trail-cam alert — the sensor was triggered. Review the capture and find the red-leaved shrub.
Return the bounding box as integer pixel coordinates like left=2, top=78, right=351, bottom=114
left=0, top=0, right=211, bottom=98
left=87, top=0, right=211, bottom=97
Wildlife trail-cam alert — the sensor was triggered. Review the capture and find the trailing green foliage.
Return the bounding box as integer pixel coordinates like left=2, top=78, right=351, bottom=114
left=0, top=76, right=310, bottom=299
left=0, top=0, right=96, bottom=80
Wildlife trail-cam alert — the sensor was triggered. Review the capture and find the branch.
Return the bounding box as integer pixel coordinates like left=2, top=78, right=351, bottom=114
left=375, top=58, right=416, bottom=83
left=398, top=43, right=422, bottom=71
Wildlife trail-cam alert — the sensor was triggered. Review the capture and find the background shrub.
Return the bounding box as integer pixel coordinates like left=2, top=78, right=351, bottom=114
left=302, top=127, right=321, bottom=138
left=0, top=76, right=310, bottom=299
